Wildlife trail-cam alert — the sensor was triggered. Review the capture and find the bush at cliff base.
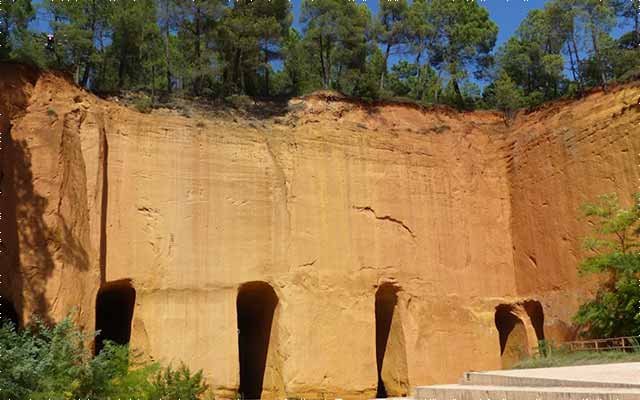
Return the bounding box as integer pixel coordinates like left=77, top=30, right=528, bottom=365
left=573, top=193, right=640, bottom=339
left=0, top=316, right=208, bottom=399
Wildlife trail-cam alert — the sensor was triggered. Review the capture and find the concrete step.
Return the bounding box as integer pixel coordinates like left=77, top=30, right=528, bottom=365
left=462, top=370, right=640, bottom=389
left=460, top=362, right=640, bottom=389
left=415, top=384, right=640, bottom=400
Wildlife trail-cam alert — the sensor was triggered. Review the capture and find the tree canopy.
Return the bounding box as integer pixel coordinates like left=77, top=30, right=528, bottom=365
left=1, top=0, right=638, bottom=110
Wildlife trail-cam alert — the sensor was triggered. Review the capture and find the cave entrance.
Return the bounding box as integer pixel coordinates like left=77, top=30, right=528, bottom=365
left=95, top=280, right=136, bottom=355
left=237, top=282, right=278, bottom=400
left=375, top=283, right=404, bottom=398
left=495, top=305, right=527, bottom=369
left=524, top=300, right=545, bottom=342
left=0, top=297, right=20, bottom=329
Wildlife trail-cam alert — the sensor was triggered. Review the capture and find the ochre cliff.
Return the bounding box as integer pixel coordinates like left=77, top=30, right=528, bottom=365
left=1, top=64, right=639, bottom=399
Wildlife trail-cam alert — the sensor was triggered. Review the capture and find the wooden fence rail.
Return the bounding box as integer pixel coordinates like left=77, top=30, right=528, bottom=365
left=536, top=336, right=640, bottom=354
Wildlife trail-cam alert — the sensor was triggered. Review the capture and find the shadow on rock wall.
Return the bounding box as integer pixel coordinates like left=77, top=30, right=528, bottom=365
left=6, top=130, right=89, bottom=326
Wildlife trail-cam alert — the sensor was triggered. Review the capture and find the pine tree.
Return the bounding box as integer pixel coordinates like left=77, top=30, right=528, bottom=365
left=493, top=70, right=524, bottom=121
left=425, top=0, right=498, bottom=107
left=300, top=0, right=371, bottom=90
left=376, top=0, right=408, bottom=91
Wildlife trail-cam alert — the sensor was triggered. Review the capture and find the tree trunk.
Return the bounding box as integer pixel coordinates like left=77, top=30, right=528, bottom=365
left=635, top=0, right=639, bottom=47
left=326, top=40, right=332, bottom=88
left=319, top=36, right=327, bottom=88
left=194, top=6, right=202, bottom=94
left=79, top=1, right=97, bottom=88
left=118, top=46, right=126, bottom=88
left=239, top=52, right=245, bottom=93
left=80, top=61, right=91, bottom=87
left=264, top=51, right=269, bottom=97
left=452, top=77, right=463, bottom=107
left=98, top=34, right=107, bottom=90
left=380, top=43, right=391, bottom=91
left=570, top=29, right=584, bottom=94
left=415, top=52, right=422, bottom=100
left=590, top=25, right=607, bottom=92
left=195, top=6, right=201, bottom=61
left=152, top=64, right=156, bottom=101
left=233, top=48, right=241, bottom=90
left=566, top=42, right=578, bottom=83
left=165, top=1, right=171, bottom=93
left=436, top=71, right=443, bottom=104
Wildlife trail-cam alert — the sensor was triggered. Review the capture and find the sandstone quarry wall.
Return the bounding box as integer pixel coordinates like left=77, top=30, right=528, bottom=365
left=1, top=65, right=639, bottom=398
left=508, top=89, right=640, bottom=342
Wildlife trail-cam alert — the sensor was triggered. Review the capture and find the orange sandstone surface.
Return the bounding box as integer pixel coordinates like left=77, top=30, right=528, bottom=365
left=0, top=64, right=639, bottom=399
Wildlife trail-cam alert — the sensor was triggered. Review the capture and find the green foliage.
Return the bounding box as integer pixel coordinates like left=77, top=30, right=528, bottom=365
left=492, top=70, right=524, bottom=120
left=425, top=0, right=498, bottom=106
left=133, top=95, right=154, bottom=113
left=0, top=315, right=209, bottom=399
left=376, top=0, right=409, bottom=91
left=1, top=0, right=639, bottom=108
left=149, top=363, right=209, bottom=400
left=388, top=61, right=442, bottom=104
left=496, top=6, right=568, bottom=103
left=494, top=0, right=640, bottom=105
left=301, top=0, right=371, bottom=91
left=279, top=28, right=322, bottom=96
left=216, top=0, right=292, bottom=96
left=573, top=193, right=640, bottom=339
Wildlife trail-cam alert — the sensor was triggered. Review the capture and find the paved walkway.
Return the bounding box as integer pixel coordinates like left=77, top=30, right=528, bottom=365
left=475, top=362, right=640, bottom=386
left=413, top=363, right=640, bottom=399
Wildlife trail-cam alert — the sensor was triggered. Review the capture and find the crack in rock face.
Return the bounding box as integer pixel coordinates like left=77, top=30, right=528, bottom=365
left=353, top=205, right=416, bottom=239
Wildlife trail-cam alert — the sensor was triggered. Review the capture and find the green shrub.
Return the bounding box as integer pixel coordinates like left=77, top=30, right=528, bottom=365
left=134, top=95, right=153, bottom=113
left=0, top=315, right=209, bottom=399
left=149, top=363, right=209, bottom=400
left=573, top=193, right=640, bottom=339
left=493, top=71, right=524, bottom=121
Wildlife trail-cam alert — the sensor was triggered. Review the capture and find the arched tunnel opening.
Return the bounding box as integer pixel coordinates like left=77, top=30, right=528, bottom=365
left=524, top=300, right=545, bottom=342
left=95, top=280, right=136, bottom=355
left=495, top=304, right=528, bottom=369
left=237, top=281, right=278, bottom=400
left=0, top=297, right=20, bottom=329
left=375, top=283, right=401, bottom=398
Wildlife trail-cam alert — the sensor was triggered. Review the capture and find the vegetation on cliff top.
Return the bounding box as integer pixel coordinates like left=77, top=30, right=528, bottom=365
left=1, top=0, right=639, bottom=113
left=0, top=315, right=209, bottom=399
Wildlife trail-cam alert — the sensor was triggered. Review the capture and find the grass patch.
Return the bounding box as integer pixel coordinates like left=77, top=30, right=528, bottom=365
left=514, top=349, right=640, bottom=369
left=46, top=108, right=57, bottom=117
